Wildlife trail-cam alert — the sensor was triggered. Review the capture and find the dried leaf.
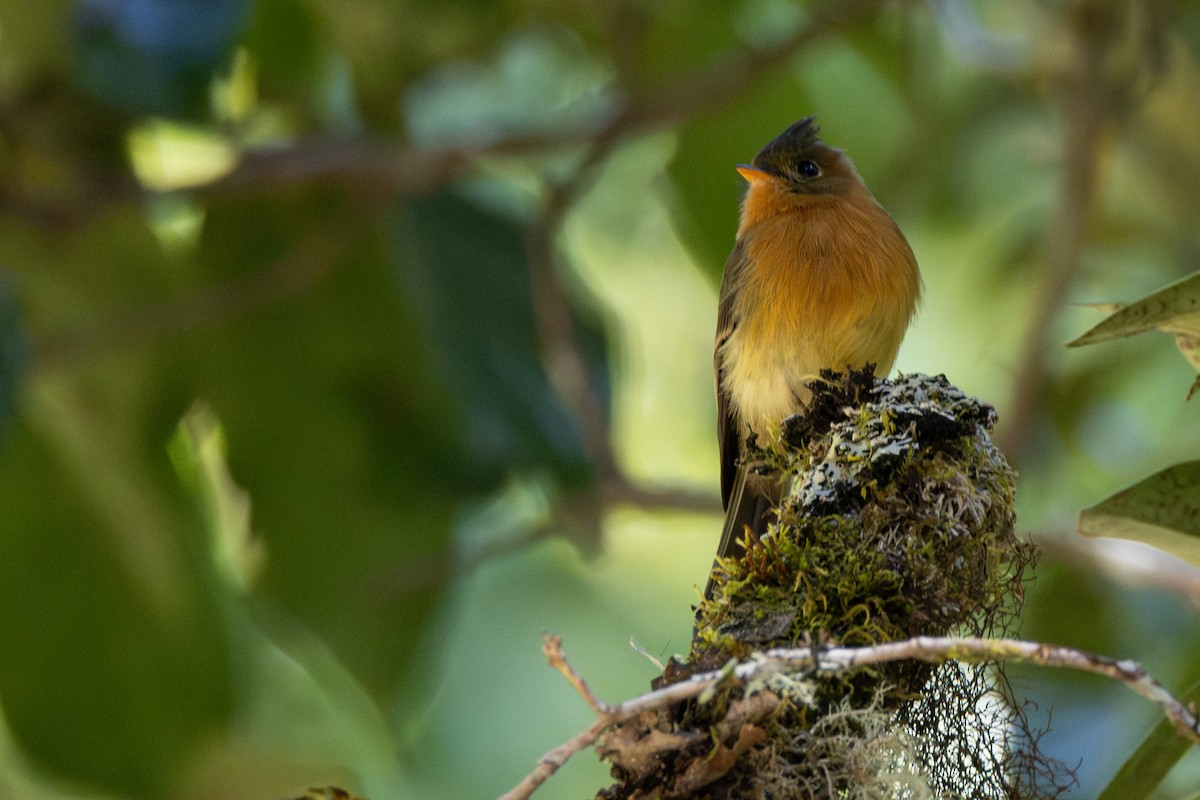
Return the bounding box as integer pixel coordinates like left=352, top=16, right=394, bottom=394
left=1175, top=333, right=1200, bottom=372
left=598, top=712, right=700, bottom=775
left=676, top=724, right=767, bottom=792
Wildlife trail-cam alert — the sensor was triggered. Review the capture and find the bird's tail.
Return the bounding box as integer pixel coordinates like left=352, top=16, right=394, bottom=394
left=703, top=465, right=774, bottom=599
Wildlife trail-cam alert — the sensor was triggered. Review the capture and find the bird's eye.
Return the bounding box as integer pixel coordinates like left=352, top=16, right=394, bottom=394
left=796, top=159, right=820, bottom=179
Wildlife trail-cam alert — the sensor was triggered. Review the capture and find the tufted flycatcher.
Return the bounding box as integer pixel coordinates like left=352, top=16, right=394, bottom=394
left=709, top=117, right=922, bottom=593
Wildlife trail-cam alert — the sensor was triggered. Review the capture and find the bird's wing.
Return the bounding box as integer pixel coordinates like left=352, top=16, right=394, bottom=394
left=715, top=240, right=748, bottom=510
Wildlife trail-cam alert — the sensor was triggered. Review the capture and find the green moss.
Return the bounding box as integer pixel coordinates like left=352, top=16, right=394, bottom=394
left=598, top=371, right=1059, bottom=799
left=695, top=371, right=1026, bottom=679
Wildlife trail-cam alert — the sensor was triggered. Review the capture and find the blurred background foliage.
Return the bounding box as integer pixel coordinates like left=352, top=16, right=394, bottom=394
left=0, top=0, right=1198, bottom=798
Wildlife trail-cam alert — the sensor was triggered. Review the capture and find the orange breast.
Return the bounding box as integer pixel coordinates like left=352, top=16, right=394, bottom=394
left=724, top=187, right=921, bottom=435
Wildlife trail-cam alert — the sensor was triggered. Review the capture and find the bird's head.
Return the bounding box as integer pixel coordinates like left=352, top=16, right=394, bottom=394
left=736, top=117, right=863, bottom=198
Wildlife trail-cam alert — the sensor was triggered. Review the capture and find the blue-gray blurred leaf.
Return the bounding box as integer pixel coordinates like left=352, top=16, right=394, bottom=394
left=402, top=27, right=613, bottom=149
left=71, top=0, right=250, bottom=118
left=393, top=192, right=601, bottom=487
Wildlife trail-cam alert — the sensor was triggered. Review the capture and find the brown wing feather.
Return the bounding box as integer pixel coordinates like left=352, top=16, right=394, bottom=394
left=706, top=241, right=760, bottom=600
left=715, top=240, right=748, bottom=509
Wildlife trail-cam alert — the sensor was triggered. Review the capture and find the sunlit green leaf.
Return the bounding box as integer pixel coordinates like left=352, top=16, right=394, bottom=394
left=1068, top=271, right=1200, bottom=346
left=168, top=403, right=265, bottom=593
left=1079, top=461, right=1200, bottom=568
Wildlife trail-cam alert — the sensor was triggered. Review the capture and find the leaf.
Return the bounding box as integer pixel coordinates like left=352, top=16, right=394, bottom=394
left=242, top=0, right=323, bottom=87
left=189, top=194, right=461, bottom=699
left=71, top=0, right=251, bottom=118
left=0, top=385, right=235, bottom=799
left=167, top=407, right=409, bottom=798
left=1068, top=271, right=1200, bottom=347
left=1079, top=461, right=1200, bottom=568
left=1176, top=334, right=1200, bottom=399
left=402, top=27, right=613, bottom=149
left=0, top=273, right=29, bottom=449
left=392, top=190, right=598, bottom=486
left=1095, top=678, right=1200, bottom=800
left=168, top=403, right=265, bottom=593
left=1072, top=301, right=1127, bottom=315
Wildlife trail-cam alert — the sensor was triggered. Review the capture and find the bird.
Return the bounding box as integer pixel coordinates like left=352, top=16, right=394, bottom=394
left=708, top=116, right=922, bottom=596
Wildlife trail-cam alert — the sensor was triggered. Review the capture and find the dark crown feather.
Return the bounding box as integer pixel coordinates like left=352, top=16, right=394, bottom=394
left=751, top=116, right=821, bottom=172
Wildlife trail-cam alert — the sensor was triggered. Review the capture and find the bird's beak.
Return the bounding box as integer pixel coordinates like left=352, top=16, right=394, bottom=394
left=736, top=164, right=772, bottom=184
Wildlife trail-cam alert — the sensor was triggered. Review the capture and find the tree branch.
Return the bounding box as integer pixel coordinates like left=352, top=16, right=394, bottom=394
left=498, top=633, right=1200, bottom=800
left=30, top=228, right=344, bottom=374
left=197, top=0, right=896, bottom=203
left=996, top=0, right=1161, bottom=461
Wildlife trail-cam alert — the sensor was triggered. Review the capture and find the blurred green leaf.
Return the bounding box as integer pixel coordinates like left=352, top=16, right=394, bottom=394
left=244, top=0, right=323, bottom=87
left=1079, top=461, right=1200, bottom=568
left=0, top=388, right=234, bottom=799
left=1173, top=330, right=1200, bottom=399
left=636, top=0, right=741, bottom=83
left=187, top=194, right=459, bottom=699
left=392, top=190, right=596, bottom=487
left=163, top=403, right=410, bottom=797
left=1095, top=679, right=1199, bottom=800
left=71, top=0, right=250, bottom=118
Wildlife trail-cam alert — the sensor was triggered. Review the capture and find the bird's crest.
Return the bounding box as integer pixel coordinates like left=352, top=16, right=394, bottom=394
left=752, top=116, right=821, bottom=170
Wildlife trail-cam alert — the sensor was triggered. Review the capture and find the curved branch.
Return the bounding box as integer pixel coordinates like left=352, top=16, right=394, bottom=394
left=205, top=0, right=895, bottom=202
left=498, top=633, right=1200, bottom=800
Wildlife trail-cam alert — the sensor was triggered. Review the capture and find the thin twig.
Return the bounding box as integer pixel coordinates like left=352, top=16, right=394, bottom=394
left=498, top=634, right=1200, bottom=800
left=524, top=134, right=628, bottom=482
left=543, top=633, right=609, bottom=714
left=496, top=718, right=608, bottom=800
left=598, top=474, right=718, bottom=514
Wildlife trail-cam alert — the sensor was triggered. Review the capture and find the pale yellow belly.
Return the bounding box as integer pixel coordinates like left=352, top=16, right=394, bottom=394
left=720, top=324, right=825, bottom=440
left=720, top=198, right=919, bottom=443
